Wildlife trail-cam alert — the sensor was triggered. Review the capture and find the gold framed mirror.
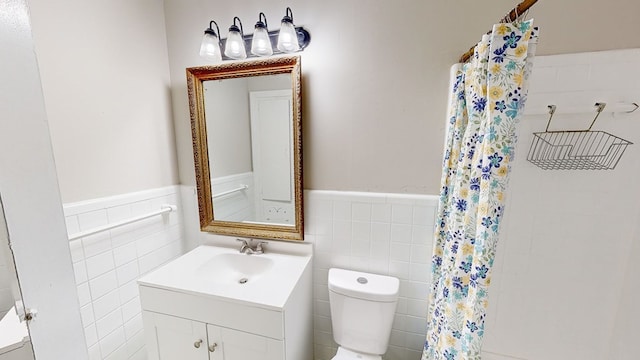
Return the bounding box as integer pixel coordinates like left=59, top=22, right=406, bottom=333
left=187, top=56, right=303, bottom=241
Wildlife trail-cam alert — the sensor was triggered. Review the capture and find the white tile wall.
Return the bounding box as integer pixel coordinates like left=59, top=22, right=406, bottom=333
left=304, top=190, right=438, bottom=360
left=64, top=186, right=184, bottom=360
left=482, top=49, right=640, bottom=359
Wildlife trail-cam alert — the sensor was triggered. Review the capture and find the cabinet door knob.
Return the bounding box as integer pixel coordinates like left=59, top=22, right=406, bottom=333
left=194, top=339, right=203, bottom=348
left=208, top=342, right=218, bottom=352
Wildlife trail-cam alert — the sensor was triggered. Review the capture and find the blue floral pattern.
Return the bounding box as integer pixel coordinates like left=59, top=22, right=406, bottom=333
left=422, top=21, right=538, bottom=360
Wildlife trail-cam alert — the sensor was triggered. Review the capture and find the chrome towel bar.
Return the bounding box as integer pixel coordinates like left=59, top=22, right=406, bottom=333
left=68, top=204, right=177, bottom=241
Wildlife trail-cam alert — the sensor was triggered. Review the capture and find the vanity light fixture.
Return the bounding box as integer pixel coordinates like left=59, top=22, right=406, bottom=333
left=276, top=7, right=300, bottom=53
left=199, top=8, right=310, bottom=62
left=251, top=12, right=273, bottom=57
left=224, top=17, right=247, bottom=60
left=199, top=21, right=222, bottom=62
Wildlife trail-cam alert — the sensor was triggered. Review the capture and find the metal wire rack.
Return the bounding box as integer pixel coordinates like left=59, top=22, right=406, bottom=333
left=527, top=103, right=634, bottom=170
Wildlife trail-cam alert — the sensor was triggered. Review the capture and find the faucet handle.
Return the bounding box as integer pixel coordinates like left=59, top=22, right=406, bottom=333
left=236, top=238, right=249, bottom=245
left=255, top=241, right=268, bottom=252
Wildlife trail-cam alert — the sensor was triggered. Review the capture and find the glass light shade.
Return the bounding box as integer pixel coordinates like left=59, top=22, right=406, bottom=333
left=224, top=30, right=247, bottom=60
left=251, top=27, right=273, bottom=56
left=277, top=21, right=300, bottom=53
left=199, top=31, right=222, bottom=62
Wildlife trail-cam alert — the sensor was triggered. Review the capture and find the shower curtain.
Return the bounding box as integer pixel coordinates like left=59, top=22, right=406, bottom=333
left=423, top=20, right=538, bottom=360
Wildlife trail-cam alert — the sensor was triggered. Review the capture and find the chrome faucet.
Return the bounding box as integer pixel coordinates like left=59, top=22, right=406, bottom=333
left=236, top=239, right=267, bottom=255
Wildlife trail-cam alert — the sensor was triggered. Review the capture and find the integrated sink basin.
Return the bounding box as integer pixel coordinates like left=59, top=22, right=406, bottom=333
left=138, top=244, right=312, bottom=310
left=197, top=253, right=275, bottom=284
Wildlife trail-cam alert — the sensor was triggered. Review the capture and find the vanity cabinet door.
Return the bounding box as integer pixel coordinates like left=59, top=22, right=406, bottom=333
left=206, top=324, right=285, bottom=360
left=142, top=311, right=209, bottom=360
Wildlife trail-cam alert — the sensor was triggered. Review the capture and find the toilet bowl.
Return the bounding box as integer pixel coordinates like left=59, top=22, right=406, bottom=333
left=328, top=268, right=400, bottom=360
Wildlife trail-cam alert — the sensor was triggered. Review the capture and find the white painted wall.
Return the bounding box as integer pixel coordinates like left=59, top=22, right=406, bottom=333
left=204, top=78, right=253, bottom=178
left=0, top=0, right=88, bottom=358
left=26, top=0, right=178, bottom=203
left=163, top=0, right=640, bottom=197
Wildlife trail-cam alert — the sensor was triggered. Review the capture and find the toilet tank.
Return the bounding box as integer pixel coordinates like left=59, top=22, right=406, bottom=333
left=328, top=268, right=400, bottom=355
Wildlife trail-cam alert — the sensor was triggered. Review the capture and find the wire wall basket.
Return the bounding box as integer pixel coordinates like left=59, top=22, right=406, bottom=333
left=527, top=103, right=634, bottom=170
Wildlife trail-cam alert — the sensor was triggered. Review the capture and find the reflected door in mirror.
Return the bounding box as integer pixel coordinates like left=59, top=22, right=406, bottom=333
left=250, top=90, right=294, bottom=225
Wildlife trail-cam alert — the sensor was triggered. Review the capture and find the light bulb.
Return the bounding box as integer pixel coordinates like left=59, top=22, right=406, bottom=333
left=277, top=19, right=300, bottom=53
left=199, top=30, right=222, bottom=62
left=251, top=26, right=273, bottom=56
left=224, top=24, right=247, bottom=60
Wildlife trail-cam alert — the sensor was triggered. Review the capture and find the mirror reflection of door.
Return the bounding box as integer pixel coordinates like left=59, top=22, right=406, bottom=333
left=0, top=197, right=35, bottom=359
left=203, top=74, right=294, bottom=226
left=249, top=90, right=294, bottom=225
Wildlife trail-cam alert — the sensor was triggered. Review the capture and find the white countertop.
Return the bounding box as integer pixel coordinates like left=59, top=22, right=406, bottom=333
left=138, top=245, right=312, bottom=310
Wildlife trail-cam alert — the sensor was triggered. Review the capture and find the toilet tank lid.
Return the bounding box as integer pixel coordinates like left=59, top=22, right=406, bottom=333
left=328, top=268, right=400, bottom=302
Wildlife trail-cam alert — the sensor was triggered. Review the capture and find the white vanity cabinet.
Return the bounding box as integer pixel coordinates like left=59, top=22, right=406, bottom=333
left=142, top=312, right=209, bottom=360
left=142, top=312, right=284, bottom=360
left=138, top=245, right=313, bottom=360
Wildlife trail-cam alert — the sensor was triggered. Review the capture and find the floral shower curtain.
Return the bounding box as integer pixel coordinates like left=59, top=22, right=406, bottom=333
left=423, top=20, right=538, bottom=360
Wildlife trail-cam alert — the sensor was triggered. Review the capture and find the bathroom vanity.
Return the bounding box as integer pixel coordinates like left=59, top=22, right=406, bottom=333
left=138, top=245, right=313, bottom=360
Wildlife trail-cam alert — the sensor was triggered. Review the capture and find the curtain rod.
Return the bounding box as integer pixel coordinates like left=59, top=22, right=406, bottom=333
left=458, top=0, right=539, bottom=63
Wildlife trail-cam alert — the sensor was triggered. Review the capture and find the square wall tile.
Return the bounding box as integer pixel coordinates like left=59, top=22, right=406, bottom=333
left=73, top=261, right=88, bottom=284
left=69, top=240, right=85, bottom=263
left=121, top=297, right=141, bottom=323
left=78, top=210, right=108, bottom=231
left=65, top=215, right=80, bottom=236
left=96, top=309, right=123, bottom=339
left=80, top=304, right=95, bottom=326
left=352, top=221, right=371, bottom=242
left=116, top=260, right=140, bottom=286
left=113, top=243, right=137, bottom=267
left=77, top=283, right=91, bottom=307
left=352, top=203, right=372, bottom=222
left=371, top=223, right=391, bottom=243
left=333, top=201, right=351, bottom=221
left=83, top=233, right=112, bottom=258
left=390, top=243, right=411, bottom=262
left=413, top=205, right=435, bottom=226
left=85, top=324, right=98, bottom=348
left=93, top=290, right=120, bottom=320
left=124, top=314, right=144, bottom=339
left=391, top=204, right=413, bottom=224
left=99, top=327, right=125, bottom=358
left=391, top=224, right=412, bottom=244
left=371, top=204, right=392, bottom=223
left=86, top=251, right=115, bottom=280
left=89, top=271, right=118, bottom=300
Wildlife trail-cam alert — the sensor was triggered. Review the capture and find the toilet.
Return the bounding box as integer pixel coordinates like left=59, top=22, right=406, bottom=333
left=328, top=268, right=400, bottom=360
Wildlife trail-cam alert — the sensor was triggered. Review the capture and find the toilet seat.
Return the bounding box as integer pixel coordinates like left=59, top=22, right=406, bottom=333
left=331, top=347, right=382, bottom=360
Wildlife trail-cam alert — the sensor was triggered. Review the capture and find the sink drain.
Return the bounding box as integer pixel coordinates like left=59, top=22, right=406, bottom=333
left=238, top=278, right=248, bottom=284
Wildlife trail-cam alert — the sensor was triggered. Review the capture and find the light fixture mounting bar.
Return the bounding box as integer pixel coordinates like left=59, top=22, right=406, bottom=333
left=218, top=26, right=310, bottom=61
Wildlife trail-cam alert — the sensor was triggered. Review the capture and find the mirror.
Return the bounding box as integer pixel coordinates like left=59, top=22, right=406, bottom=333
left=187, top=56, right=303, bottom=241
